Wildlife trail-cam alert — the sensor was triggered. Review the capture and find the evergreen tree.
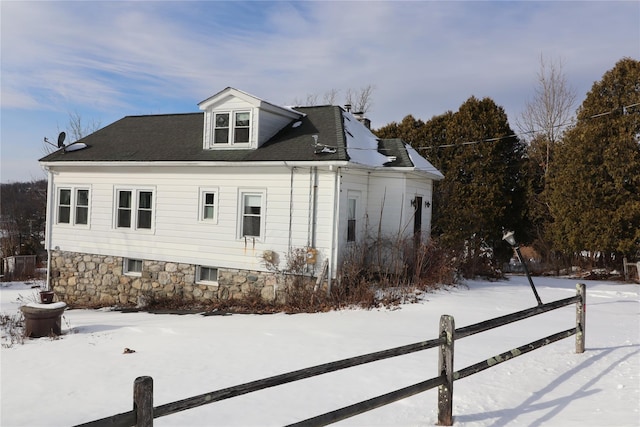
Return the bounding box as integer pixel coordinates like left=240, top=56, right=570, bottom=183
left=374, top=98, right=528, bottom=274
left=433, top=97, right=527, bottom=267
left=546, top=58, right=640, bottom=264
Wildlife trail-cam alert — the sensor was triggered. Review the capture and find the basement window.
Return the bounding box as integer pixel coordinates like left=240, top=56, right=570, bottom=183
left=197, top=266, right=218, bottom=285
left=124, top=258, right=143, bottom=276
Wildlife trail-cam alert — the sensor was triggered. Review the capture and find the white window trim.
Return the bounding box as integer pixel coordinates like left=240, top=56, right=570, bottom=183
left=207, top=109, right=252, bottom=148
left=198, top=187, right=219, bottom=223
left=196, top=266, right=219, bottom=286
left=55, top=186, right=91, bottom=227
left=113, top=187, right=156, bottom=232
left=237, top=189, right=266, bottom=241
left=124, top=258, right=143, bottom=277
left=346, top=190, right=361, bottom=243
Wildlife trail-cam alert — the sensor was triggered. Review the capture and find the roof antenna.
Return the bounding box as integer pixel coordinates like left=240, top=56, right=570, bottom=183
left=312, top=134, right=337, bottom=154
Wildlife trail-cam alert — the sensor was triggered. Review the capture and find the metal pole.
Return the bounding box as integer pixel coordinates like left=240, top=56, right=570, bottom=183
left=514, top=246, right=543, bottom=305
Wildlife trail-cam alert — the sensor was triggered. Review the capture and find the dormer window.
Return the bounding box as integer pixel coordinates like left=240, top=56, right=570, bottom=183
left=234, top=112, right=250, bottom=143
left=213, top=111, right=251, bottom=145
left=199, top=87, right=304, bottom=150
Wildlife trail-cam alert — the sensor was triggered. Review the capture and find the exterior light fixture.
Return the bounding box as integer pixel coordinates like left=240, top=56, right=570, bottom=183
left=502, top=230, right=516, bottom=246
left=503, top=230, right=543, bottom=306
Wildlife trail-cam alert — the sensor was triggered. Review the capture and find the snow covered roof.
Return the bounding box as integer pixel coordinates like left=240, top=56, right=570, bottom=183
left=342, top=111, right=394, bottom=167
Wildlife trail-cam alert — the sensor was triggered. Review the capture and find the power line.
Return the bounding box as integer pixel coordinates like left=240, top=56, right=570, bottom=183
left=414, top=102, right=640, bottom=150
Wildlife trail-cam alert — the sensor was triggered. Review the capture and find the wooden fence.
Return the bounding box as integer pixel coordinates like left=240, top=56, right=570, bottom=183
left=75, top=283, right=586, bottom=427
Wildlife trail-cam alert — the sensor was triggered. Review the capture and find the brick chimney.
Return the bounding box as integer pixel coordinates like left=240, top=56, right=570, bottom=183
left=352, top=111, right=371, bottom=129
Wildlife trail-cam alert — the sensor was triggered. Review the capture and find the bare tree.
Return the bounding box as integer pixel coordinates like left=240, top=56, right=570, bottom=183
left=0, top=180, right=47, bottom=257
left=518, top=55, right=577, bottom=175
left=292, top=85, right=375, bottom=113
left=66, top=111, right=101, bottom=142
left=42, top=111, right=102, bottom=155
left=292, top=93, right=320, bottom=107
left=345, top=84, right=375, bottom=113
left=323, top=88, right=340, bottom=105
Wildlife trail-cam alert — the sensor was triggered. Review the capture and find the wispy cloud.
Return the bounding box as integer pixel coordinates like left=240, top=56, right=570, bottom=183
left=1, top=1, right=638, bottom=182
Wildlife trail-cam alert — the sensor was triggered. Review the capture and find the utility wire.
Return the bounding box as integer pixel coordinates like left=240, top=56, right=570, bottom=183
left=340, top=102, right=639, bottom=152
left=409, top=102, right=638, bottom=150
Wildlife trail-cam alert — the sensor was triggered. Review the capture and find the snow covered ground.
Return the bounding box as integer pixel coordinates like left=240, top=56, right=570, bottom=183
left=1, top=276, right=638, bottom=426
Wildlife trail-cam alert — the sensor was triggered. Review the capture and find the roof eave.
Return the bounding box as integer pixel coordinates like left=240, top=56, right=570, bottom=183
left=39, top=160, right=351, bottom=169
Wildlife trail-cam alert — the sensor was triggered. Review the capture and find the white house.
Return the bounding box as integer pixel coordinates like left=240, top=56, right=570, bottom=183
left=39, top=87, right=443, bottom=306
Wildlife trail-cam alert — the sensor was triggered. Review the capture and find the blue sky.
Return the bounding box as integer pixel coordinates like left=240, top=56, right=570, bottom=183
left=1, top=1, right=638, bottom=183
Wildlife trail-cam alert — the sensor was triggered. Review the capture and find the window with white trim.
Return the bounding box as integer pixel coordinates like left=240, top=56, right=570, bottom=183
left=58, top=188, right=71, bottom=224
left=239, top=191, right=265, bottom=239
left=199, top=188, right=218, bottom=222
left=197, top=266, right=218, bottom=284
left=75, top=189, right=89, bottom=225
left=57, top=187, right=90, bottom=225
left=124, top=258, right=143, bottom=276
left=213, top=112, right=229, bottom=144
left=115, top=188, right=154, bottom=230
left=347, top=191, right=360, bottom=243
left=212, top=110, right=251, bottom=145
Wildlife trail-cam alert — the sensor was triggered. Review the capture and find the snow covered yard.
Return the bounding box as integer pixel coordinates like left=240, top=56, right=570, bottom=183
left=1, top=276, right=638, bottom=426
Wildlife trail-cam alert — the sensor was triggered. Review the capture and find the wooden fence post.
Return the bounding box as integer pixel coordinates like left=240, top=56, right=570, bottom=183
left=437, top=315, right=455, bottom=426
left=134, top=376, right=154, bottom=427
left=576, top=283, right=586, bottom=354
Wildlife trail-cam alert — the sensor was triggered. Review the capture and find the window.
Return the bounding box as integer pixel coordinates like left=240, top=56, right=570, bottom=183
left=240, top=191, right=264, bottom=239
left=234, top=112, right=250, bottom=143
left=212, top=110, right=251, bottom=145
left=115, top=188, right=154, bottom=230
left=57, top=187, right=90, bottom=225
left=346, top=191, right=360, bottom=243
left=117, top=190, right=132, bottom=228
left=213, top=113, right=229, bottom=144
left=197, top=266, right=218, bottom=284
left=58, top=189, right=71, bottom=224
left=137, top=191, right=153, bottom=229
left=124, top=258, right=143, bottom=276
left=75, top=189, right=89, bottom=225
left=347, top=197, right=357, bottom=242
left=199, top=188, right=218, bottom=222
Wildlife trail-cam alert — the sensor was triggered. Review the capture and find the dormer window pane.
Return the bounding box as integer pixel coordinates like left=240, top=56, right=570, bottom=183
left=214, top=113, right=230, bottom=144
left=234, top=112, right=250, bottom=143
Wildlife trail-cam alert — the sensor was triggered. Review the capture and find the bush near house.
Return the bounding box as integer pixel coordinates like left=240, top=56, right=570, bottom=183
left=138, top=237, right=458, bottom=314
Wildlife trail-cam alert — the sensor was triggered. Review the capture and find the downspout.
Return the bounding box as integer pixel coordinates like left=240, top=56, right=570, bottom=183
left=311, top=167, right=318, bottom=249
left=307, top=168, right=313, bottom=248
left=288, top=164, right=295, bottom=254
left=45, top=167, right=54, bottom=291
left=328, top=166, right=341, bottom=293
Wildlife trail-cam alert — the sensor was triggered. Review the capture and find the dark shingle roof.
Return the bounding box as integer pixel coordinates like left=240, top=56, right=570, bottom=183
left=39, top=106, right=351, bottom=163
left=378, top=138, right=413, bottom=167
left=39, top=105, right=422, bottom=170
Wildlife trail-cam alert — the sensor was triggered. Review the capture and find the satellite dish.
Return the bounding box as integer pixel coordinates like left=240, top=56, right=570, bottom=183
left=57, top=132, right=66, bottom=148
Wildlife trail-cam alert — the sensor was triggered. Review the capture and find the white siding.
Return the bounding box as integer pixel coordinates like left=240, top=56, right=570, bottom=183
left=406, top=175, right=435, bottom=241
left=49, top=165, right=336, bottom=273
left=367, top=172, right=409, bottom=236
left=256, top=109, right=296, bottom=146
left=338, top=170, right=435, bottom=247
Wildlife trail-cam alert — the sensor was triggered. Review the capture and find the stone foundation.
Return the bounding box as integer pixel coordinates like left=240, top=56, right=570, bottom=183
left=49, top=251, right=284, bottom=307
